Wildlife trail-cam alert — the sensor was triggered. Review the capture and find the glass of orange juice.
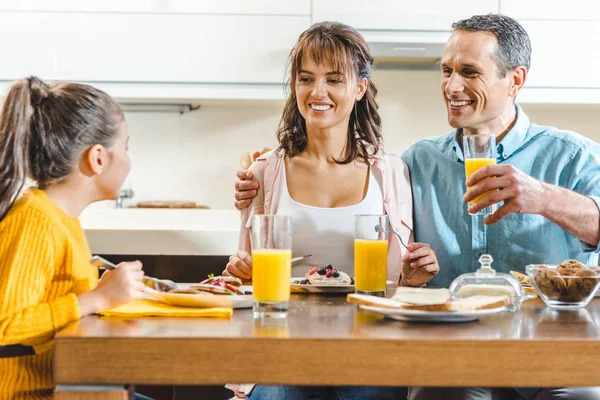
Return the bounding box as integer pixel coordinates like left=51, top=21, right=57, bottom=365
left=463, top=134, right=498, bottom=216
left=354, top=214, right=388, bottom=297
left=251, top=215, right=292, bottom=319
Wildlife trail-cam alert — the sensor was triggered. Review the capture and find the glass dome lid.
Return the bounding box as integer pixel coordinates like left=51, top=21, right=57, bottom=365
left=449, top=254, right=525, bottom=312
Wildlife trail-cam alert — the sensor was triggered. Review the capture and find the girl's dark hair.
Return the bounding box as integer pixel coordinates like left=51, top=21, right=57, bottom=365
left=0, top=76, right=124, bottom=221
left=277, top=21, right=382, bottom=165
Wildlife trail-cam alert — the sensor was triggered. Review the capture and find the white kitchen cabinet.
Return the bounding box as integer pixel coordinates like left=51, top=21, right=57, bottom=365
left=312, top=0, right=498, bottom=31
left=501, top=0, right=600, bottom=21
left=0, top=12, right=309, bottom=84
left=522, top=20, right=600, bottom=89
left=0, top=0, right=311, bottom=15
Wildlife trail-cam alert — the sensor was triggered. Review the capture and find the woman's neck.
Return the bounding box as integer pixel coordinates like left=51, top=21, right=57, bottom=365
left=304, top=124, right=349, bottom=162
left=44, top=179, right=95, bottom=218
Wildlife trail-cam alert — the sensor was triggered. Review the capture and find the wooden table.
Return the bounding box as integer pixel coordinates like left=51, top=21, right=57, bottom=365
left=54, top=295, right=600, bottom=399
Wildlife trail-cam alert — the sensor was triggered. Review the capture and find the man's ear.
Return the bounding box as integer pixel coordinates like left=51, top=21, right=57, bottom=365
left=356, top=77, right=368, bottom=101
left=509, top=66, right=527, bottom=97
left=83, top=144, right=106, bottom=176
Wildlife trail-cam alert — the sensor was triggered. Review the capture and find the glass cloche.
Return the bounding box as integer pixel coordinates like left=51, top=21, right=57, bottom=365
left=449, top=254, right=524, bottom=312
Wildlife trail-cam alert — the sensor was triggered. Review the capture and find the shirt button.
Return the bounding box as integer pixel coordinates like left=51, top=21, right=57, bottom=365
left=384, top=198, right=390, bottom=204
left=503, top=153, right=508, bottom=158
left=395, top=226, right=400, bottom=231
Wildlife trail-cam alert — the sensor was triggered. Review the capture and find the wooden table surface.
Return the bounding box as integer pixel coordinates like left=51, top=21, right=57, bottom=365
left=54, top=294, right=600, bottom=391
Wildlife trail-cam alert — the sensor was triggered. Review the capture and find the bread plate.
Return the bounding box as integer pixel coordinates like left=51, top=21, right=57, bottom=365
left=359, top=304, right=508, bottom=323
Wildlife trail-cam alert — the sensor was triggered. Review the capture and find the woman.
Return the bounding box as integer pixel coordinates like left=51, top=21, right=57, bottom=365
left=225, top=22, right=440, bottom=400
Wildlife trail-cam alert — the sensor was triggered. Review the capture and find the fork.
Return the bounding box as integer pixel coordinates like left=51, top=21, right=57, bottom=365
left=90, top=256, right=178, bottom=292
left=374, top=225, right=409, bottom=250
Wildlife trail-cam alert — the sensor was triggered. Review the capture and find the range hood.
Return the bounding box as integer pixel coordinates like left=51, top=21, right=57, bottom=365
left=361, top=30, right=450, bottom=67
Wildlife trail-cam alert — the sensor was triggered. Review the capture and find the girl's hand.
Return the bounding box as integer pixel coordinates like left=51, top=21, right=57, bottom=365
left=78, top=261, right=145, bottom=316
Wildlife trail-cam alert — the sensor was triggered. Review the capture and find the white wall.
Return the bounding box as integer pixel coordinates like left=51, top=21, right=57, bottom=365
left=105, top=69, right=600, bottom=210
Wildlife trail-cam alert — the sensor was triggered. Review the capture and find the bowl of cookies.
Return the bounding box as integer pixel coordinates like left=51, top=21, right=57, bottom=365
left=526, top=260, right=600, bottom=310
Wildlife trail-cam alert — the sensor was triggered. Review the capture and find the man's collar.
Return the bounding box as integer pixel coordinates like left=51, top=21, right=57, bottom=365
left=496, top=104, right=530, bottom=160
left=452, top=104, right=530, bottom=162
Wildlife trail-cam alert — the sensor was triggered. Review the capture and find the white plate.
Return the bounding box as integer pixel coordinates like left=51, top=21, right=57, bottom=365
left=291, top=277, right=354, bottom=293
left=359, top=305, right=508, bottom=323
left=145, top=288, right=253, bottom=309
left=290, top=278, right=397, bottom=294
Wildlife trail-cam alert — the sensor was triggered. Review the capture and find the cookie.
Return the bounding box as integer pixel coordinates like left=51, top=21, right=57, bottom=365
left=557, top=259, right=586, bottom=276
left=566, top=269, right=599, bottom=302
left=534, top=267, right=567, bottom=300
left=510, top=270, right=530, bottom=285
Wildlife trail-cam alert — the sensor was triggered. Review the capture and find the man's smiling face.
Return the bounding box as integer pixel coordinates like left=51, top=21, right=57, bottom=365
left=441, top=30, right=513, bottom=134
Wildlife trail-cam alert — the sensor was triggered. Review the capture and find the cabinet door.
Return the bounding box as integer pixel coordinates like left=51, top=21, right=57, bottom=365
left=523, top=20, right=600, bottom=88
left=313, top=0, right=498, bottom=31
left=0, top=12, right=309, bottom=84
left=0, top=0, right=311, bottom=15
left=501, top=0, right=600, bottom=21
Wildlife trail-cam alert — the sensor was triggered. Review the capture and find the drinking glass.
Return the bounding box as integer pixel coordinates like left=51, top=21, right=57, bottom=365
left=463, top=134, right=497, bottom=216
left=354, top=214, right=388, bottom=297
left=251, top=215, right=292, bottom=318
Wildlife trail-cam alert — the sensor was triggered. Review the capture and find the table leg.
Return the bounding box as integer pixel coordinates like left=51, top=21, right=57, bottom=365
left=55, top=385, right=129, bottom=400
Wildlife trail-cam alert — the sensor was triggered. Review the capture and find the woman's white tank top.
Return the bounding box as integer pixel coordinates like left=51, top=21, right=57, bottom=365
left=276, top=163, right=384, bottom=277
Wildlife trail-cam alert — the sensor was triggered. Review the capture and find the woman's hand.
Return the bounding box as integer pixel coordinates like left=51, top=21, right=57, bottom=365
left=224, top=250, right=253, bottom=280
left=400, top=243, right=439, bottom=287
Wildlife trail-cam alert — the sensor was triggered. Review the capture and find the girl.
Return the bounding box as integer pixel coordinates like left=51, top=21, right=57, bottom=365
left=225, top=22, right=439, bottom=400
left=0, top=77, right=146, bottom=399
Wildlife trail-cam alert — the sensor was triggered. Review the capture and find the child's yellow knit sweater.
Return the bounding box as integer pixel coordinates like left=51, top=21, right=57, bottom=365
left=0, top=189, right=98, bottom=399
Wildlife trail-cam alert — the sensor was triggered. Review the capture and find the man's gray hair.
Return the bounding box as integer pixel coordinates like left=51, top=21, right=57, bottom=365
left=452, top=14, right=531, bottom=78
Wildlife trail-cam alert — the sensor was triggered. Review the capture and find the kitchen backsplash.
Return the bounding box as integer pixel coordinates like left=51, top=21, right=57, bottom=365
left=90, top=69, right=600, bottom=210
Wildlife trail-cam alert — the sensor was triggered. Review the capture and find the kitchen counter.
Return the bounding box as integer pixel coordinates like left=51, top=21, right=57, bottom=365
left=79, top=208, right=240, bottom=256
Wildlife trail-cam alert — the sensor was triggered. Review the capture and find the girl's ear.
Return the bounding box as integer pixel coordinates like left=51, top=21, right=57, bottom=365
left=356, top=77, right=368, bottom=101
left=84, top=144, right=106, bottom=176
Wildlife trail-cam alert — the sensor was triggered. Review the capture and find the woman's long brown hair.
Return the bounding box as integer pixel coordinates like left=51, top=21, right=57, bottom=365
left=277, top=21, right=382, bottom=164
left=0, top=76, right=123, bottom=221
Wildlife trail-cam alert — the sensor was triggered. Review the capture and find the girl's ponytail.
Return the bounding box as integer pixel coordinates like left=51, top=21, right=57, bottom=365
left=0, top=78, right=39, bottom=221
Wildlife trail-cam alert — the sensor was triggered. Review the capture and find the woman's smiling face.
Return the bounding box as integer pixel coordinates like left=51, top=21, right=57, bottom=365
left=295, top=53, right=365, bottom=132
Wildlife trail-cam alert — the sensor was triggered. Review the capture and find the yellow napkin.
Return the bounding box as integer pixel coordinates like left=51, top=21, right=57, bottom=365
left=98, top=299, right=233, bottom=318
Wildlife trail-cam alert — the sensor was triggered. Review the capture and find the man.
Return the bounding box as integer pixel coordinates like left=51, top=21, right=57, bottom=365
left=234, top=14, right=600, bottom=400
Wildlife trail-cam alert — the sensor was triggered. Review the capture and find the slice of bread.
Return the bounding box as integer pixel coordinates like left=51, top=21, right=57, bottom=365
left=347, top=293, right=409, bottom=309
left=457, top=284, right=516, bottom=298
left=347, top=293, right=509, bottom=312
left=392, top=287, right=451, bottom=305
left=400, top=295, right=509, bottom=312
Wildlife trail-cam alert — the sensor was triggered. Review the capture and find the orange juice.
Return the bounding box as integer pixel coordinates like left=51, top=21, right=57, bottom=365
left=354, top=239, right=388, bottom=292
left=465, top=158, right=496, bottom=204
left=252, top=249, right=291, bottom=303
left=253, top=318, right=290, bottom=338
left=353, top=307, right=384, bottom=330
